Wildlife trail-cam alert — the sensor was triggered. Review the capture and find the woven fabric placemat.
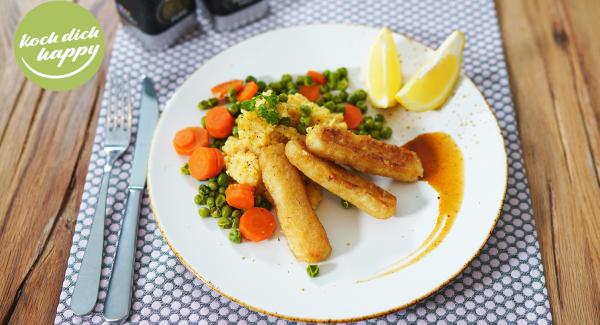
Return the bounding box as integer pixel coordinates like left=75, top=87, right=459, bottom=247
left=55, top=0, right=552, bottom=323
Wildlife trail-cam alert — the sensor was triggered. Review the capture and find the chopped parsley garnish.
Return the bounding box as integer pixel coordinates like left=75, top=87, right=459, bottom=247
left=240, top=92, right=280, bottom=125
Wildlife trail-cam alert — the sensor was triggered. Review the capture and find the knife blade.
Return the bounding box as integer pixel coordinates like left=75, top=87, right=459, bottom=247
left=103, top=77, right=159, bottom=322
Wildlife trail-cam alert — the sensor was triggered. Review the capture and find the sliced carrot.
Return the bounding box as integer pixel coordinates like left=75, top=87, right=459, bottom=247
left=211, top=80, right=244, bottom=99
left=205, top=106, right=235, bottom=139
left=172, top=127, right=209, bottom=155
left=239, top=207, right=276, bottom=242
left=226, top=184, right=255, bottom=210
left=236, top=81, right=258, bottom=101
left=299, top=85, right=320, bottom=102
left=188, top=147, right=223, bottom=180
left=307, top=70, right=326, bottom=85
left=343, top=103, right=363, bottom=129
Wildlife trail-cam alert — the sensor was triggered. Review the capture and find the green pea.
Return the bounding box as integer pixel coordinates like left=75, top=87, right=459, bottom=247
left=227, top=94, right=237, bottom=103
left=206, top=197, right=215, bottom=208
left=232, top=209, right=242, bottom=219
left=306, top=265, right=319, bottom=277
left=324, top=101, right=335, bottom=111
left=217, top=173, right=229, bottom=186
left=194, top=194, right=203, bottom=205
left=295, top=76, right=306, bottom=86
left=335, top=103, right=346, bottom=113
left=245, top=75, right=256, bottom=83
left=296, top=124, right=307, bottom=135
left=257, top=81, right=267, bottom=92
left=329, top=71, right=339, bottom=82
left=322, top=92, right=332, bottom=101
left=221, top=205, right=232, bottom=219
left=279, top=117, right=291, bottom=126
left=229, top=229, right=242, bottom=243
left=211, top=207, right=221, bottom=218
left=219, top=187, right=226, bottom=194
left=371, top=130, right=381, bottom=139
left=316, top=98, right=325, bottom=106
left=358, top=123, right=366, bottom=131
left=320, top=84, right=330, bottom=93
left=218, top=217, right=232, bottom=229
left=198, top=184, right=210, bottom=195
left=227, top=88, right=237, bottom=97
left=300, top=116, right=312, bottom=126
left=356, top=100, right=367, bottom=111
left=228, top=103, right=240, bottom=115
left=341, top=199, right=352, bottom=209
left=208, top=181, right=218, bottom=191
left=201, top=116, right=206, bottom=127
left=373, top=121, right=383, bottom=130
left=355, top=89, right=368, bottom=100
left=304, top=75, right=314, bottom=85
left=199, top=207, right=210, bottom=218
left=288, top=89, right=298, bottom=94
left=216, top=194, right=226, bottom=207
left=269, top=82, right=282, bottom=93
left=281, top=74, right=292, bottom=83
left=180, top=163, right=190, bottom=175
left=347, top=93, right=359, bottom=104
left=359, top=130, right=369, bottom=135
left=232, top=216, right=240, bottom=229
left=208, top=191, right=216, bottom=198
left=374, top=113, right=385, bottom=122
left=323, top=69, right=331, bottom=78
left=232, top=126, right=239, bottom=137
left=299, top=104, right=312, bottom=116
left=286, top=81, right=297, bottom=91
left=336, top=67, right=348, bottom=77
left=338, top=91, right=348, bottom=101
left=278, top=93, right=288, bottom=103
left=381, top=126, right=392, bottom=139
left=336, top=79, right=348, bottom=91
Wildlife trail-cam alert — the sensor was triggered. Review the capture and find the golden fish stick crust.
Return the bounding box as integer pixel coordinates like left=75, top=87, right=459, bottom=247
left=285, top=140, right=397, bottom=219
left=306, top=125, right=424, bottom=182
left=258, top=144, right=332, bottom=263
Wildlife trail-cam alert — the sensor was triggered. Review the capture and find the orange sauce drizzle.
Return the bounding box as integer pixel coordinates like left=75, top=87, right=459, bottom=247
left=361, top=132, right=464, bottom=282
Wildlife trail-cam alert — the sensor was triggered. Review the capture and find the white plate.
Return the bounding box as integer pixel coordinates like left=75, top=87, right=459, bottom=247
left=147, top=24, right=507, bottom=322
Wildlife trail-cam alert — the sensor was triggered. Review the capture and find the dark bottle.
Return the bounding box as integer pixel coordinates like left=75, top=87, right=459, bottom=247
left=198, top=0, right=269, bottom=32
left=116, top=0, right=197, bottom=50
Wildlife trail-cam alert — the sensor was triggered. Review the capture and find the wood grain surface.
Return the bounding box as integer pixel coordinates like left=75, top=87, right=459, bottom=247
left=0, top=0, right=598, bottom=324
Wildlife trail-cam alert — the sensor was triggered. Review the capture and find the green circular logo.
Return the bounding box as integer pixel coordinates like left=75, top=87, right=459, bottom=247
left=13, top=1, right=105, bottom=91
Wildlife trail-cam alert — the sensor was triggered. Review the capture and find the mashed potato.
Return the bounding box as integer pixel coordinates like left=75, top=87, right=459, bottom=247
left=222, top=93, right=345, bottom=186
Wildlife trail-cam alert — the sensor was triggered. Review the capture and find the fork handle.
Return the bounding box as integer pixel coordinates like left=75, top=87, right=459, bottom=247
left=103, top=186, right=143, bottom=322
left=71, top=166, right=112, bottom=316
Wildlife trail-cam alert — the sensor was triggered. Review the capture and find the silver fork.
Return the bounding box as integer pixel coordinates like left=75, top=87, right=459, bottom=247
left=71, top=76, right=132, bottom=316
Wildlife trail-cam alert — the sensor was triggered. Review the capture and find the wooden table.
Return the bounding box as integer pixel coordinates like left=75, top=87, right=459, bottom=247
left=1, top=1, right=598, bottom=324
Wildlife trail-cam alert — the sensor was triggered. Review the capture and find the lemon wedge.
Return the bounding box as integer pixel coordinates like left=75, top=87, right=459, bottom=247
left=365, top=27, right=402, bottom=109
left=396, top=31, right=465, bottom=112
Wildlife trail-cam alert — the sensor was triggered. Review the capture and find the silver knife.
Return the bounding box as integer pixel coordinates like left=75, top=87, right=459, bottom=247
left=103, top=77, right=159, bottom=322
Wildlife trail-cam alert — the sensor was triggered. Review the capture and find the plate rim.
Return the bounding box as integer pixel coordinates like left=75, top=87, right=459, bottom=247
left=146, top=22, right=508, bottom=323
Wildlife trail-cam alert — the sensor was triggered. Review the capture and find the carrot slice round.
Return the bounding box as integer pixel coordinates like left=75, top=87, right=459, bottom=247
left=307, top=70, right=326, bottom=85
left=172, top=127, right=209, bottom=155
left=239, top=207, right=276, bottom=242
left=236, top=81, right=258, bottom=101
left=205, top=106, right=235, bottom=139
left=343, top=104, right=363, bottom=129
left=188, top=147, right=223, bottom=180
left=299, top=85, right=320, bottom=102
left=211, top=80, right=244, bottom=99
left=226, top=187, right=254, bottom=210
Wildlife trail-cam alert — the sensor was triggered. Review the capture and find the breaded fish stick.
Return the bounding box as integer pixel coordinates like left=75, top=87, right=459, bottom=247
left=285, top=140, right=397, bottom=219
left=306, top=125, right=423, bottom=182
left=259, top=144, right=331, bottom=263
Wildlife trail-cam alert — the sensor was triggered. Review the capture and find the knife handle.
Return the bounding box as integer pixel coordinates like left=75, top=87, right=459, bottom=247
left=71, top=166, right=112, bottom=316
left=103, top=186, right=143, bottom=322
